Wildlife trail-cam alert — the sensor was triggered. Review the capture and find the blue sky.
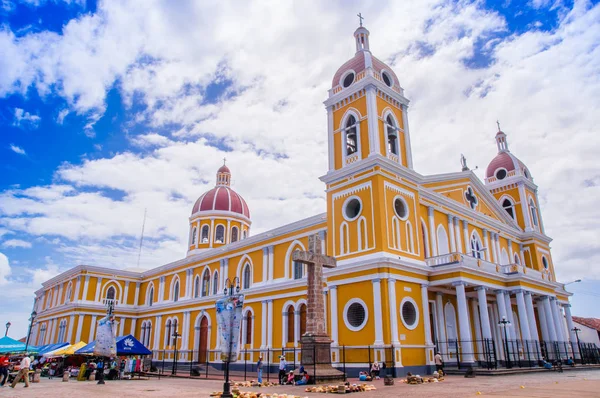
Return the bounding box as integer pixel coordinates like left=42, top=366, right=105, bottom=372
left=1, top=0, right=599, bottom=339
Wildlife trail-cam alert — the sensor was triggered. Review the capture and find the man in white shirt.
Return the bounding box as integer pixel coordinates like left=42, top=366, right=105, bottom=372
left=278, top=356, right=287, bottom=385
left=10, top=356, right=31, bottom=388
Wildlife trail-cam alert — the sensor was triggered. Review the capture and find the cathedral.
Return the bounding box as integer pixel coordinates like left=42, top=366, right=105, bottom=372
left=31, top=24, right=576, bottom=375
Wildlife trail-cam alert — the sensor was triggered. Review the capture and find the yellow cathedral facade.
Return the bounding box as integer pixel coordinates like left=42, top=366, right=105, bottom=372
left=31, top=24, right=577, bottom=374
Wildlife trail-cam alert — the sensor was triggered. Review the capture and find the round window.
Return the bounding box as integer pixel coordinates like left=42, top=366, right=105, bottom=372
left=382, top=71, right=393, bottom=87
left=542, top=256, right=549, bottom=269
left=344, top=198, right=362, bottom=220
left=495, top=169, right=507, bottom=180
left=342, top=72, right=355, bottom=88
left=400, top=299, right=419, bottom=330
left=394, top=197, right=408, bottom=219
left=346, top=302, right=367, bottom=329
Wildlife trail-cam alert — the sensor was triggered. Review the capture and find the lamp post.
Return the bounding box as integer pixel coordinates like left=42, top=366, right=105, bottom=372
left=572, top=327, right=583, bottom=364
left=4, top=321, right=11, bottom=337
left=221, top=277, right=240, bottom=398
left=171, top=328, right=181, bottom=375
left=98, top=297, right=116, bottom=385
left=24, top=310, right=37, bottom=353
left=498, top=316, right=512, bottom=369
left=564, top=279, right=582, bottom=286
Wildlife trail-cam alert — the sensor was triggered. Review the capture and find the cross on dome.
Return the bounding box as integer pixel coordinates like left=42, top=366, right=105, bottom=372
left=357, top=12, right=364, bottom=27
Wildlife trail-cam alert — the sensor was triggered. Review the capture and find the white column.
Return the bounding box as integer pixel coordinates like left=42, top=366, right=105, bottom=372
left=185, top=269, right=193, bottom=299
left=495, top=235, right=502, bottom=264
left=119, top=317, right=126, bottom=336
left=524, top=292, right=539, bottom=341
left=327, top=107, right=334, bottom=170
left=400, top=103, right=414, bottom=169
left=75, top=315, right=83, bottom=342
left=462, top=220, right=470, bottom=255
left=67, top=315, right=75, bottom=343
left=447, top=215, right=456, bottom=252
left=267, top=246, right=274, bottom=282
left=476, top=287, right=492, bottom=340
left=490, top=304, right=504, bottom=360
left=262, top=247, right=268, bottom=283
left=372, top=278, right=384, bottom=345
left=470, top=298, right=483, bottom=359
left=537, top=303, right=549, bottom=341
left=158, top=276, right=165, bottom=303
left=454, top=282, right=474, bottom=362
left=551, top=298, right=565, bottom=341
left=541, top=297, right=557, bottom=341
left=181, top=311, right=190, bottom=350
left=73, top=276, right=81, bottom=302
left=428, top=207, right=438, bottom=256
left=261, top=300, right=267, bottom=349
left=209, top=218, right=214, bottom=248
left=435, top=293, right=447, bottom=346
left=294, top=309, right=301, bottom=347
left=57, top=284, right=64, bottom=305
left=88, top=315, right=97, bottom=342
left=495, top=290, right=508, bottom=321
left=94, top=277, right=103, bottom=302
left=123, top=281, right=130, bottom=305
left=563, top=304, right=576, bottom=343
left=421, top=284, right=432, bottom=345
left=483, top=230, right=491, bottom=261
left=491, top=234, right=498, bottom=264
left=267, top=300, right=273, bottom=348
left=366, top=85, right=380, bottom=156
left=515, top=290, right=531, bottom=340
left=504, top=293, right=517, bottom=339
left=82, top=276, right=90, bottom=302
left=50, top=319, right=57, bottom=343
left=454, top=218, right=463, bottom=253
left=153, top=315, right=162, bottom=350
left=330, top=286, right=339, bottom=345
left=134, top=282, right=140, bottom=307
left=130, top=318, right=137, bottom=336
left=388, top=280, right=400, bottom=344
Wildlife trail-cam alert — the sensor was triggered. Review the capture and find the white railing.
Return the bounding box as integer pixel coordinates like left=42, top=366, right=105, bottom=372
left=345, top=153, right=360, bottom=164
left=387, top=152, right=399, bottom=163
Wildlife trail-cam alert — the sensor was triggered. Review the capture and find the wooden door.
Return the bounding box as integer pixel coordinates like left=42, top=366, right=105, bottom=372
left=198, top=316, right=209, bottom=364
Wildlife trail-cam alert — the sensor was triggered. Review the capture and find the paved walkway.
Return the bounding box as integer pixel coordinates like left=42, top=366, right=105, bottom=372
left=2, top=369, right=600, bottom=397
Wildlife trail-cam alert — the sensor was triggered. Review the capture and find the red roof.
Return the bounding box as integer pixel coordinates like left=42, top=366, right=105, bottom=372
left=218, top=165, right=230, bottom=173
left=485, top=151, right=527, bottom=178
left=572, top=316, right=600, bottom=332
left=332, top=52, right=400, bottom=88
left=192, top=186, right=250, bottom=218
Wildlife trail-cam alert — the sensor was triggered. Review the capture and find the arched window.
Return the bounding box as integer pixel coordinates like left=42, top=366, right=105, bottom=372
left=231, top=227, right=239, bottom=243
left=299, top=304, right=307, bottom=337
left=436, top=225, right=450, bottom=255
left=212, top=271, right=219, bottom=295
left=344, top=115, right=359, bottom=156
left=386, top=114, right=399, bottom=155
left=194, top=275, right=200, bottom=298
left=39, top=324, right=47, bottom=345
left=502, top=198, right=515, bottom=219
left=514, top=253, right=521, bottom=265
left=201, top=269, right=210, bottom=297
left=293, top=255, right=303, bottom=280
left=191, top=227, right=197, bottom=245
left=529, top=199, right=539, bottom=227
left=145, top=321, right=152, bottom=347
left=165, top=319, right=172, bottom=347
left=243, top=264, right=251, bottom=289
left=340, top=222, right=349, bottom=255
left=445, top=303, right=458, bottom=342
left=470, top=232, right=483, bottom=259
left=173, top=280, right=180, bottom=302
left=201, top=225, right=209, bottom=243
left=244, top=314, right=252, bottom=345
left=421, top=221, right=430, bottom=258
left=406, top=221, right=414, bottom=253
left=106, top=286, right=116, bottom=300
left=147, top=286, right=154, bottom=307
left=242, top=230, right=247, bottom=239
left=65, top=283, right=72, bottom=304
left=215, top=225, right=225, bottom=243
left=358, top=217, right=368, bottom=251
left=286, top=306, right=295, bottom=343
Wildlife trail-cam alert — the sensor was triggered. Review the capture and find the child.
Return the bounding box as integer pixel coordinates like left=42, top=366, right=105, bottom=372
left=286, top=370, right=295, bottom=385
left=358, top=371, right=368, bottom=382
left=295, top=371, right=309, bottom=385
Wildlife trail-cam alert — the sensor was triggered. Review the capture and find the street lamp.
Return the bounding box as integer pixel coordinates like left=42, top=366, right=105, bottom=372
left=24, top=310, right=37, bottom=353
left=221, top=277, right=240, bottom=398
left=172, top=328, right=181, bottom=375
left=5, top=321, right=11, bottom=337
left=572, top=327, right=583, bottom=364
left=498, top=316, right=512, bottom=369
left=564, top=279, right=582, bottom=286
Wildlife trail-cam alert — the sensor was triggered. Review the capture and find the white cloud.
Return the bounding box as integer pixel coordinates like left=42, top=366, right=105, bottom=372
left=2, top=239, right=33, bottom=249
left=13, top=108, right=40, bottom=129
left=56, top=108, right=69, bottom=124
left=9, top=144, right=26, bottom=155
left=0, top=252, right=11, bottom=285
left=129, top=133, right=173, bottom=148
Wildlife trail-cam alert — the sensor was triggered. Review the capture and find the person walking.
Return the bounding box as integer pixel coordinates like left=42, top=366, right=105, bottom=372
left=278, top=356, right=287, bottom=385
left=10, top=356, right=31, bottom=388
left=119, top=359, right=126, bottom=380
left=0, top=353, right=9, bottom=387
left=434, top=352, right=444, bottom=373
left=256, top=356, right=263, bottom=384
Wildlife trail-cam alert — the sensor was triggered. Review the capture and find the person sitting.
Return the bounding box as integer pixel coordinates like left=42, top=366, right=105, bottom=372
left=286, top=371, right=295, bottom=385
left=542, top=359, right=553, bottom=370
left=370, top=361, right=381, bottom=380
left=567, top=357, right=575, bottom=366
left=358, top=371, right=368, bottom=382
left=295, top=371, right=309, bottom=386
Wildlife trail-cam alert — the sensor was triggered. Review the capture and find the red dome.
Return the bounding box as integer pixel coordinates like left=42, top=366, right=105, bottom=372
left=486, top=152, right=527, bottom=178
left=218, top=164, right=230, bottom=173
left=332, top=51, right=400, bottom=88
left=192, top=186, right=250, bottom=218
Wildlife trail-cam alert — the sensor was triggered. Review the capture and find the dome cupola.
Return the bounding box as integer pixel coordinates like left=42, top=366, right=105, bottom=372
left=485, top=123, right=532, bottom=183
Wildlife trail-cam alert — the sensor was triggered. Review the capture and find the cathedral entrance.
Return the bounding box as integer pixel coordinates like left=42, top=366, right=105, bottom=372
left=198, top=316, right=209, bottom=364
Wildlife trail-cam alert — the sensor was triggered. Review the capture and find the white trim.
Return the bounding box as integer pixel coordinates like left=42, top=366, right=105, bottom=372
left=284, top=240, right=306, bottom=280
left=339, top=69, right=356, bottom=88
left=393, top=195, right=409, bottom=220
left=342, top=195, right=363, bottom=222
left=343, top=298, right=369, bottom=332
left=399, top=296, right=420, bottom=330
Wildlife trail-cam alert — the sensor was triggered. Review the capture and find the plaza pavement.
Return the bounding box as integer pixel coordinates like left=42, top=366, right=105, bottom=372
left=2, top=369, right=600, bottom=397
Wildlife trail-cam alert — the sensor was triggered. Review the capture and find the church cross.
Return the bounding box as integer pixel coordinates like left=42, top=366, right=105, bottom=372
left=293, top=234, right=336, bottom=336
left=465, top=187, right=478, bottom=210
left=357, top=12, right=364, bottom=27
left=223, top=157, right=227, bottom=166
left=496, top=120, right=501, bottom=132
